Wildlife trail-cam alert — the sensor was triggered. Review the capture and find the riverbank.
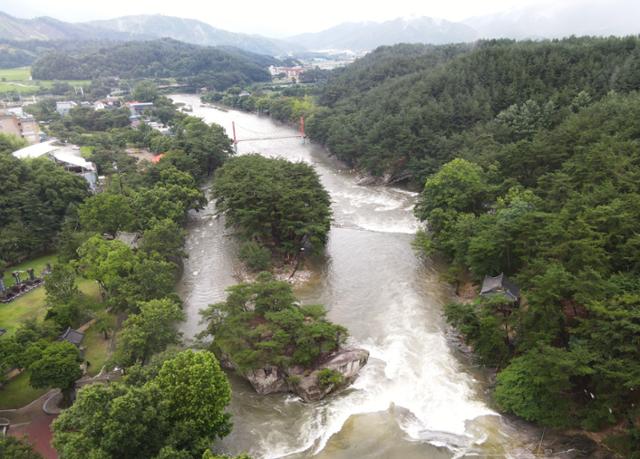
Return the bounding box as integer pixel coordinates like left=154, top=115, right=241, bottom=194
left=446, top=275, right=623, bottom=458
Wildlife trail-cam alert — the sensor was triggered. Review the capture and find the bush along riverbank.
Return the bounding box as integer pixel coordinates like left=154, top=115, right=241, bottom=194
left=199, top=273, right=368, bottom=402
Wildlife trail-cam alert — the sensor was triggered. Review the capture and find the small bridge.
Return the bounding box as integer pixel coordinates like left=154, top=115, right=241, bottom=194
left=232, top=116, right=306, bottom=150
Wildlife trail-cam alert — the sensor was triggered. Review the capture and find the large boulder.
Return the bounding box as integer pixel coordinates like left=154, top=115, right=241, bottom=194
left=291, top=348, right=369, bottom=402
left=227, top=348, right=369, bottom=401
left=245, top=365, right=288, bottom=394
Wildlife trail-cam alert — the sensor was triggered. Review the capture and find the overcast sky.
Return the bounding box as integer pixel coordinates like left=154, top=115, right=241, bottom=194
left=1, top=0, right=575, bottom=37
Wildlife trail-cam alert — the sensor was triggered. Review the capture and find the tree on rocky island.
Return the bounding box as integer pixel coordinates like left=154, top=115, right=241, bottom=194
left=211, top=155, right=332, bottom=262
left=200, top=273, right=346, bottom=372
left=199, top=273, right=367, bottom=401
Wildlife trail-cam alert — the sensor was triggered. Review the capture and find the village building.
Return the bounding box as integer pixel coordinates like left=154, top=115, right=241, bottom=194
left=0, top=110, right=41, bottom=144
left=56, top=101, right=78, bottom=116
left=269, top=65, right=306, bottom=82
left=127, top=101, right=154, bottom=117
left=12, top=140, right=98, bottom=191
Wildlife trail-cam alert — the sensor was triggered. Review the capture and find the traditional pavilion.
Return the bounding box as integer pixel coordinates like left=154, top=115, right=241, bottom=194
left=480, top=273, right=520, bottom=304
left=59, top=327, right=85, bottom=347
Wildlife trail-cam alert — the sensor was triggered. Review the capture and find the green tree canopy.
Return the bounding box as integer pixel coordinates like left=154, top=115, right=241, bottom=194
left=78, top=193, right=135, bottom=236
left=29, top=341, right=82, bottom=405
left=52, top=350, right=231, bottom=459
left=0, top=436, right=42, bottom=459
left=212, top=155, right=332, bottom=257
left=113, top=297, right=185, bottom=366
left=200, top=273, right=346, bottom=371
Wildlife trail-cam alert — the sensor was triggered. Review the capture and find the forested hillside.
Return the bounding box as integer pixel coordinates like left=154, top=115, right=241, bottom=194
left=31, top=38, right=274, bottom=90
left=339, top=37, right=640, bottom=452
left=307, top=37, right=640, bottom=183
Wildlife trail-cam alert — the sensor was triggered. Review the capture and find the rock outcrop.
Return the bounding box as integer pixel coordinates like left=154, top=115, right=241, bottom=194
left=245, top=365, right=288, bottom=394
left=224, top=348, right=369, bottom=402
left=293, top=348, right=369, bottom=401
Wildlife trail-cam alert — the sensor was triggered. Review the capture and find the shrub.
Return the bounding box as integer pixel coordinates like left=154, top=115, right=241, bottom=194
left=317, top=368, right=344, bottom=388
left=239, top=241, right=272, bottom=271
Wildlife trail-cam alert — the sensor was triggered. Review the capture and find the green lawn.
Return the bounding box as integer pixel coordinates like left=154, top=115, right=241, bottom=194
left=0, top=371, right=48, bottom=410
left=0, top=287, right=48, bottom=336
left=0, top=272, right=105, bottom=408
left=83, top=320, right=114, bottom=376
left=1, top=256, right=102, bottom=336
left=3, top=254, right=57, bottom=287
left=0, top=66, right=31, bottom=81
left=0, top=67, right=90, bottom=95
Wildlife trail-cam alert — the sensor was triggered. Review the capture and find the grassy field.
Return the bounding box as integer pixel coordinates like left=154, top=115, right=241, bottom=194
left=0, top=251, right=109, bottom=408
left=0, top=278, right=100, bottom=336
left=0, top=66, right=90, bottom=96
left=0, top=371, right=48, bottom=409
left=83, top=320, right=114, bottom=376
left=0, top=67, right=31, bottom=81
left=3, top=254, right=57, bottom=287
left=1, top=253, right=102, bottom=336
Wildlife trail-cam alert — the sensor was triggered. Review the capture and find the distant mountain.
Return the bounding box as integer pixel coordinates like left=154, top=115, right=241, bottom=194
left=465, top=0, right=640, bottom=40
left=0, top=11, right=120, bottom=41
left=0, top=12, right=295, bottom=56
left=286, top=16, right=478, bottom=51
left=31, top=38, right=274, bottom=90
left=86, top=15, right=298, bottom=56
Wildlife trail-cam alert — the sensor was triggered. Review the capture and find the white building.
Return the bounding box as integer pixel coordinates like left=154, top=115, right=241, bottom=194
left=12, top=140, right=98, bottom=191
left=0, top=111, right=40, bottom=144
left=56, top=101, right=78, bottom=116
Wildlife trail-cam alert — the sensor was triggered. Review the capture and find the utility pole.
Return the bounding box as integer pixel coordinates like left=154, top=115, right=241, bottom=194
left=232, top=121, right=238, bottom=153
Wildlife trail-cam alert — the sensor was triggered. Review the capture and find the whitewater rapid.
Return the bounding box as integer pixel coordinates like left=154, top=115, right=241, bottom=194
left=172, top=95, right=531, bottom=458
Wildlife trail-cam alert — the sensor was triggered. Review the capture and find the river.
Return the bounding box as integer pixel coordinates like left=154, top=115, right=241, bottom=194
left=171, top=94, right=534, bottom=459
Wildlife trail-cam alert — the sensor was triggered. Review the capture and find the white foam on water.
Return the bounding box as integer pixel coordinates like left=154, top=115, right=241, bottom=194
left=351, top=218, right=421, bottom=235
left=259, top=286, right=498, bottom=458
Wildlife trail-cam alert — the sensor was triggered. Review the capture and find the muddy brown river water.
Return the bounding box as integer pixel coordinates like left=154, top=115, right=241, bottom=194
left=171, top=94, right=536, bottom=459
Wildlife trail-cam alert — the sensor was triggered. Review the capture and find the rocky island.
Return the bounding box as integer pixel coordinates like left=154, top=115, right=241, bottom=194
left=200, top=273, right=368, bottom=401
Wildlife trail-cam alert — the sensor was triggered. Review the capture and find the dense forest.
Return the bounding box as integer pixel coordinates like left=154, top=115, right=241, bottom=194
left=333, top=38, right=640, bottom=453
left=0, top=134, right=90, bottom=265
left=418, top=91, right=640, bottom=447
left=31, top=38, right=275, bottom=90
left=306, top=37, right=640, bottom=183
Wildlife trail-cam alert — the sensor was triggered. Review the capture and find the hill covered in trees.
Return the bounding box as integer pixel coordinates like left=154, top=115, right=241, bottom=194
left=307, top=37, right=640, bottom=184
left=0, top=11, right=296, bottom=56
left=31, top=38, right=275, bottom=90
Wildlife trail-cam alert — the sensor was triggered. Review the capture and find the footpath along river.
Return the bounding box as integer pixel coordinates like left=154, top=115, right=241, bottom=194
left=171, top=94, right=536, bottom=459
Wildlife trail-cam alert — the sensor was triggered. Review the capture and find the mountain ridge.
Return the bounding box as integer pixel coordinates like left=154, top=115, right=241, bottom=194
left=286, top=16, right=478, bottom=51
left=0, top=12, right=294, bottom=56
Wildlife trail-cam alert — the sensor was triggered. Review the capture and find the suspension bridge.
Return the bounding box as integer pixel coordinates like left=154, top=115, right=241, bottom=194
left=231, top=116, right=306, bottom=151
